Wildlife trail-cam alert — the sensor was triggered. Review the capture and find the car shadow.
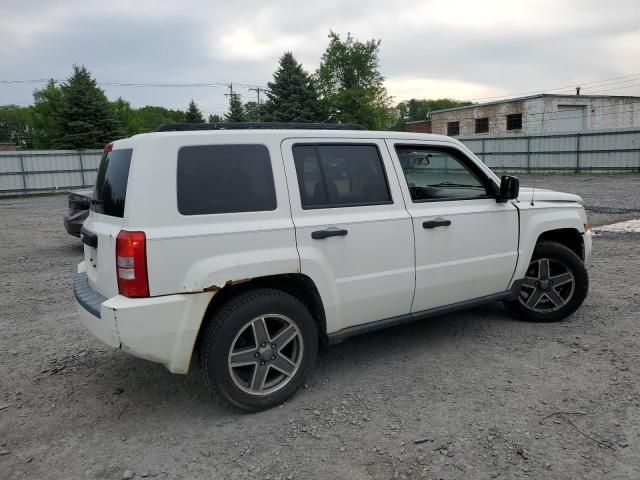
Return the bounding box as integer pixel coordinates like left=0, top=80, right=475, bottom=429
left=74, top=302, right=519, bottom=420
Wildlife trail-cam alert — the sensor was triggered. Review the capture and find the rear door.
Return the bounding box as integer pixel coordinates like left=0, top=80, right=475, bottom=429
left=82, top=146, right=132, bottom=299
left=282, top=139, right=415, bottom=333
left=386, top=140, right=519, bottom=312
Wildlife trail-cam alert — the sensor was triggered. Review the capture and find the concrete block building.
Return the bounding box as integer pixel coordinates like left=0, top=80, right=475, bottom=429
left=429, top=94, right=640, bottom=137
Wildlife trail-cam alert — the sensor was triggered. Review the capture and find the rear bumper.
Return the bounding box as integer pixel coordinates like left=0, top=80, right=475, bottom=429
left=73, top=263, right=214, bottom=374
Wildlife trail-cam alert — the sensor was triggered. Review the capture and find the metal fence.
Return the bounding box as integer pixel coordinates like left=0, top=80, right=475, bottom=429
left=459, top=127, right=640, bottom=173
left=1, top=128, right=639, bottom=195
left=0, top=149, right=102, bottom=194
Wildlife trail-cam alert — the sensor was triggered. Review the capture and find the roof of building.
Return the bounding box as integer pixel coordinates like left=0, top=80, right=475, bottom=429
left=429, top=94, right=640, bottom=115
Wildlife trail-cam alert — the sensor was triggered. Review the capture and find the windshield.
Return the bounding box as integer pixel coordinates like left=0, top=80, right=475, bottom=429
left=92, top=148, right=132, bottom=218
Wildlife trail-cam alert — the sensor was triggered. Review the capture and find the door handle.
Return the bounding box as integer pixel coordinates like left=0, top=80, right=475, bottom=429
left=422, top=218, right=451, bottom=229
left=311, top=228, right=348, bottom=240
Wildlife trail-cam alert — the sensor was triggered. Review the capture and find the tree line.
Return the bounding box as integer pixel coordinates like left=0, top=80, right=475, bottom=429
left=0, top=32, right=470, bottom=149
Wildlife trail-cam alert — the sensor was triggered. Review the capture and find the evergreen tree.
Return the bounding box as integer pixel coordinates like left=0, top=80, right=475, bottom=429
left=224, top=95, right=245, bottom=122
left=31, top=80, right=62, bottom=148
left=54, top=65, right=121, bottom=149
left=208, top=114, right=222, bottom=123
left=263, top=52, right=322, bottom=122
left=185, top=100, right=204, bottom=123
left=315, top=32, right=394, bottom=129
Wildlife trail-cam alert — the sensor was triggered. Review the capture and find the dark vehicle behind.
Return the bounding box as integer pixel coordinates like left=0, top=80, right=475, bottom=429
left=63, top=189, right=93, bottom=237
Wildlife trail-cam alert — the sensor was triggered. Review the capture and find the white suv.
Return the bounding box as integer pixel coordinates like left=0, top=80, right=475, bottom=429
left=74, top=123, right=591, bottom=410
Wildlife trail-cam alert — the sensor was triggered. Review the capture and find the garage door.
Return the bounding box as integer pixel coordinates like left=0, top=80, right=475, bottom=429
left=557, top=104, right=586, bottom=131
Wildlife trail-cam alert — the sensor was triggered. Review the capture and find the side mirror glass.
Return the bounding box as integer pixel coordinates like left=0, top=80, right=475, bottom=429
left=497, top=175, right=519, bottom=202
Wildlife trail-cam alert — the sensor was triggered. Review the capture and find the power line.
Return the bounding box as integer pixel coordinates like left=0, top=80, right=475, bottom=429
left=466, top=73, right=640, bottom=102
left=0, top=78, right=269, bottom=90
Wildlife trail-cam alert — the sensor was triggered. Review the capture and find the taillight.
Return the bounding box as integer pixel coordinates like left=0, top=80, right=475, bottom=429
left=116, top=231, right=149, bottom=297
left=104, top=142, right=113, bottom=152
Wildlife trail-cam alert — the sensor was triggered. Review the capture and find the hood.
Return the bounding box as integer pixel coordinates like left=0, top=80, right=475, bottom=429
left=518, top=188, right=583, bottom=204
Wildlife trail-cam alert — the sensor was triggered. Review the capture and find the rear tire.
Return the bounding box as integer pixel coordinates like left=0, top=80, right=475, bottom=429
left=200, top=288, right=318, bottom=411
left=504, top=242, right=588, bottom=322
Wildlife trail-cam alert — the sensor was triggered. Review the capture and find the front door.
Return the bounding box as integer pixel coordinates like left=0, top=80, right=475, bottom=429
left=386, top=140, right=519, bottom=312
left=281, top=139, right=415, bottom=334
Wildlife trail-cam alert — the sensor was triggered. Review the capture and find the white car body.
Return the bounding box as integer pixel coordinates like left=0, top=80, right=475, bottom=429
left=74, top=129, right=591, bottom=374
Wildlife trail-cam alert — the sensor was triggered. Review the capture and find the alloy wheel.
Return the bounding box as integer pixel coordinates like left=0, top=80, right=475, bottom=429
left=518, top=258, right=575, bottom=312
left=227, top=314, right=303, bottom=396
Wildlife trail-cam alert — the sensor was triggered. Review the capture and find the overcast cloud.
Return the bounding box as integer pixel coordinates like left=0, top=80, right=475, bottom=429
left=1, top=0, right=639, bottom=115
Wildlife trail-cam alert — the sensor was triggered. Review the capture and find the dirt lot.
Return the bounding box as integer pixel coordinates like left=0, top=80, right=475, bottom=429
left=1, top=175, right=639, bottom=480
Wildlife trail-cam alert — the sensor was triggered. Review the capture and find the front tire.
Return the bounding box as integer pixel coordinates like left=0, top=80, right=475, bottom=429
left=200, top=288, right=318, bottom=411
left=505, top=242, right=588, bottom=322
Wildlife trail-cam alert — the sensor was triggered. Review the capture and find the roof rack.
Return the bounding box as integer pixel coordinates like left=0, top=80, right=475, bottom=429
left=155, top=122, right=367, bottom=132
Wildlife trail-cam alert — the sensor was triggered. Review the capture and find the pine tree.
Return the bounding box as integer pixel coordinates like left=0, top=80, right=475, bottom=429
left=208, top=114, right=222, bottom=123
left=264, top=52, right=322, bottom=122
left=54, top=65, right=121, bottom=149
left=185, top=100, right=204, bottom=123
left=224, top=95, right=245, bottom=122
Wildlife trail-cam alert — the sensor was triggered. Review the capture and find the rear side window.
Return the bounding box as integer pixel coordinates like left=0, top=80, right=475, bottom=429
left=177, top=144, right=276, bottom=215
left=93, top=148, right=133, bottom=218
left=292, top=144, right=391, bottom=209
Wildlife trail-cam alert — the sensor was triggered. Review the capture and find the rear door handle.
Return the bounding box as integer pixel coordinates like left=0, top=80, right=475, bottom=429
left=311, top=228, right=348, bottom=240
left=422, top=218, right=451, bottom=229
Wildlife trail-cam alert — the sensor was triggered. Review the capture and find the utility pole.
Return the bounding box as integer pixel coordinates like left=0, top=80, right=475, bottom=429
left=249, top=87, right=263, bottom=121
left=249, top=87, right=262, bottom=105
left=224, top=83, right=239, bottom=99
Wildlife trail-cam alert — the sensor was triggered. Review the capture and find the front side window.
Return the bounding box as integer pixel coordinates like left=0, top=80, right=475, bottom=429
left=292, top=144, right=391, bottom=209
left=177, top=144, right=276, bottom=215
left=395, top=145, right=492, bottom=202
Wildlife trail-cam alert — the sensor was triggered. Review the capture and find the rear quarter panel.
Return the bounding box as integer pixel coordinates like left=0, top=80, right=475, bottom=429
left=123, top=133, right=300, bottom=296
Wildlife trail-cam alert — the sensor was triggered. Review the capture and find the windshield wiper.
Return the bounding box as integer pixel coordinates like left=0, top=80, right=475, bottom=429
left=427, top=182, right=484, bottom=189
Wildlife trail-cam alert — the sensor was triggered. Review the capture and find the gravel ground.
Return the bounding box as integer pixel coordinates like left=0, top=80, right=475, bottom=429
left=1, top=175, right=639, bottom=480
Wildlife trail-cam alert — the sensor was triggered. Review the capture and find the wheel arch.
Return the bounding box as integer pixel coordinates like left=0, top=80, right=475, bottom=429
left=536, top=228, right=585, bottom=260
left=194, top=273, right=328, bottom=358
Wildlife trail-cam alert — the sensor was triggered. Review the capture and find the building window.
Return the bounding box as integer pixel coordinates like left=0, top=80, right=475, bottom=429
left=447, top=121, right=460, bottom=136
left=506, top=113, right=522, bottom=131
left=475, top=117, right=489, bottom=134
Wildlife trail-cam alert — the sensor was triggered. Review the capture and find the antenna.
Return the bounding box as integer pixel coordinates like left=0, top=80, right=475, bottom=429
left=530, top=102, right=549, bottom=206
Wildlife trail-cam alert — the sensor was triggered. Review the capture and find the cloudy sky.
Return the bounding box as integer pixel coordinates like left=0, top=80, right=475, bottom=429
left=2, top=0, right=639, bottom=116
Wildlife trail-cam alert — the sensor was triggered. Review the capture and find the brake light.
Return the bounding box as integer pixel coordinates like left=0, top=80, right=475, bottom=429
left=104, top=142, right=113, bottom=152
left=116, top=231, right=149, bottom=297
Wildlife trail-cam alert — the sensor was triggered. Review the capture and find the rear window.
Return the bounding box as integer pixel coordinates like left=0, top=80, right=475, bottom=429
left=177, top=144, right=276, bottom=215
left=93, top=148, right=133, bottom=218
left=292, top=144, right=391, bottom=209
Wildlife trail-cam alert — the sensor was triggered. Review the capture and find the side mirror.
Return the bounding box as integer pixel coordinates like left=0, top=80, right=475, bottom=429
left=497, top=175, right=519, bottom=203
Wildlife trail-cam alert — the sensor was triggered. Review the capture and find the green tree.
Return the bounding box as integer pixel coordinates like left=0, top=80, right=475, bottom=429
left=0, top=105, right=33, bottom=149
left=135, top=106, right=184, bottom=132
left=208, top=113, right=222, bottom=123
left=263, top=52, right=322, bottom=122
left=30, top=79, right=63, bottom=148
left=315, top=32, right=394, bottom=129
left=393, top=98, right=473, bottom=130
left=184, top=100, right=204, bottom=123
left=224, top=94, right=245, bottom=122
left=111, top=97, right=143, bottom=136
left=54, top=65, right=121, bottom=149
